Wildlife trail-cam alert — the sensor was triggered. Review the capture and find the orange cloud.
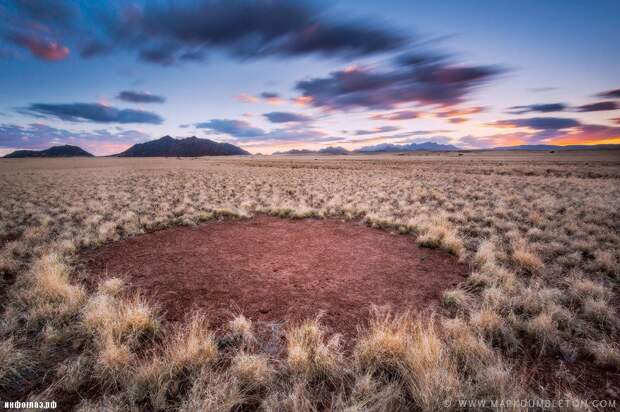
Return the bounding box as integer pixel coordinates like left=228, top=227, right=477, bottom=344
left=436, top=106, right=484, bottom=118
left=369, top=110, right=419, bottom=120
left=448, top=117, right=468, bottom=124
left=234, top=93, right=259, bottom=103
left=546, top=126, right=620, bottom=145
left=293, top=96, right=314, bottom=107
left=457, top=132, right=529, bottom=148
left=264, top=96, right=284, bottom=105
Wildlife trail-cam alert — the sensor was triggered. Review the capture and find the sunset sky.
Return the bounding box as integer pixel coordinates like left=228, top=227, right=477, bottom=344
left=1, top=0, right=619, bottom=155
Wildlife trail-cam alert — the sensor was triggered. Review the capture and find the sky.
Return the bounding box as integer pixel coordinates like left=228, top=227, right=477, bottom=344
left=0, top=0, right=619, bottom=156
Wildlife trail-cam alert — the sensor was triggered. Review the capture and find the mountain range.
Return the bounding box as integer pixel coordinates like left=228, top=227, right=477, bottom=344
left=3, top=145, right=94, bottom=158
left=356, top=142, right=459, bottom=152
left=4, top=138, right=619, bottom=159
left=273, top=142, right=459, bottom=155
left=273, top=146, right=350, bottom=155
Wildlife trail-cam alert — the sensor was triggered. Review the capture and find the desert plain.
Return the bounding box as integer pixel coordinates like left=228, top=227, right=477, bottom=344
left=0, top=150, right=619, bottom=410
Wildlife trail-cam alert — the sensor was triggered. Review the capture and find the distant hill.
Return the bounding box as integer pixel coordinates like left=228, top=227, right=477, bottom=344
left=272, top=149, right=316, bottom=155
left=319, top=146, right=349, bottom=155
left=115, top=136, right=249, bottom=157
left=4, top=145, right=93, bottom=158
left=492, top=144, right=620, bottom=151
left=357, top=142, right=459, bottom=153
left=273, top=146, right=350, bottom=155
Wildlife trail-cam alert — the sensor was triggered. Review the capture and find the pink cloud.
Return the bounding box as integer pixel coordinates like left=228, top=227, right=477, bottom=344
left=234, top=94, right=259, bottom=103
left=370, top=110, right=419, bottom=120
left=10, top=34, right=69, bottom=61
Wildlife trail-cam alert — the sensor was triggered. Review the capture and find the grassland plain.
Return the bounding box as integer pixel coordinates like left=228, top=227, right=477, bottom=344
left=0, top=151, right=619, bottom=411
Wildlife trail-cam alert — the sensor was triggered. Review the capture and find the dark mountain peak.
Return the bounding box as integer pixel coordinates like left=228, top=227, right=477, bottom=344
left=115, top=135, right=249, bottom=157
left=4, top=145, right=94, bottom=158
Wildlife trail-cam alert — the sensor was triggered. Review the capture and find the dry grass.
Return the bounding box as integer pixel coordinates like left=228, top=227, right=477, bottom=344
left=0, top=338, right=28, bottom=392
left=0, top=152, right=618, bottom=409
left=286, top=316, right=342, bottom=381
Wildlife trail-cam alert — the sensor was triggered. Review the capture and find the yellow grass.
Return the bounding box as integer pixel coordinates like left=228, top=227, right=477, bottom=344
left=0, top=152, right=618, bottom=409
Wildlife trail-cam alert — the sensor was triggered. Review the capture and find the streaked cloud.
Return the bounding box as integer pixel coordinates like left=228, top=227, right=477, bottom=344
left=548, top=124, right=620, bottom=145
left=295, top=56, right=503, bottom=110
left=195, top=117, right=329, bottom=142
left=351, top=126, right=400, bottom=135
left=0, top=122, right=150, bottom=154
left=459, top=123, right=620, bottom=148
left=596, top=88, right=620, bottom=99
left=117, top=91, right=166, bottom=104
left=576, top=101, right=618, bottom=112
left=20, top=103, right=164, bottom=124
left=506, top=103, right=566, bottom=114
left=370, top=110, right=420, bottom=120
left=235, top=94, right=259, bottom=104
left=488, top=117, right=580, bottom=130
left=263, top=112, right=312, bottom=123
left=195, top=119, right=265, bottom=138
left=260, top=92, right=285, bottom=105
left=5, top=33, right=69, bottom=60
left=83, top=1, right=405, bottom=65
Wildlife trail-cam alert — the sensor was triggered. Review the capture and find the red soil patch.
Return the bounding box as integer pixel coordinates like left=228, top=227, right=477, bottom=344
left=80, top=216, right=468, bottom=338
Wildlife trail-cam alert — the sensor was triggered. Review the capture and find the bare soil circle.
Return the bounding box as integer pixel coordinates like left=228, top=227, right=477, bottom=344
left=80, top=216, right=469, bottom=338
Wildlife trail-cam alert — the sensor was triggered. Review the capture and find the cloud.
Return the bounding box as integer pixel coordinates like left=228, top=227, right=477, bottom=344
left=138, top=43, right=178, bottom=66
left=263, top=112, right=312, bottom=123
left=79, top=41, right=109, bottom=58
left=179, top=49, right=206, bottom=62
left=11, top=0, right=76, bottom=27
left=235, top=94, right=259, bottom=103
left=405, top=129, right=453, bottom=135
left=1, top=1, right=76, bottom=61
left=117, top=91, right=166, bottom=104
left=0, top=122, right=150, bottom=154
left=456, top=123, right=620, bottom=148
left=506, top=103, right=566, bottom=114
left=612, top=117, right=620, bottom=125
left=351, top=126, right=400, bottom=135
left=597, top=88, right=620, bottom=99
left=488, top=117, right=580, bottom=130
left=5, top=33, right=69, bottom=60
left=548, top=124, right=620, bottom=145
left=505, top=101, right=617, bottom=115
left=295, top=57, right=503, bottom=111
left=394, top=135, right=454, bottom=145
left=435, top=106, right=484, bottom=118
left=260, top=92, right=285, bottom=105
left=576, top=101, right=618, bottom=112
left=195, top=117, right=330, bottom=142
left=370, top=110, right=419, bottom=120
left=86, top=0, right=404, bottom=65
left=456, top=133, right=529, bottom=149
left=261, top=92, right=280, bottom=99
left=529, top=87, right=557, bottom=93
left=195, top=119, right=266, bottom=138
left=20, top=103, right=164, bottom=124
left=448, top=117, right=467, bottom=123
left=261, top=128, right=330, bottom=142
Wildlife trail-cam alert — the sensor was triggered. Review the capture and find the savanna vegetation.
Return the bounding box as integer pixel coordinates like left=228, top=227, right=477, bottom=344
left=0, top=151, right=618, bottom=410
